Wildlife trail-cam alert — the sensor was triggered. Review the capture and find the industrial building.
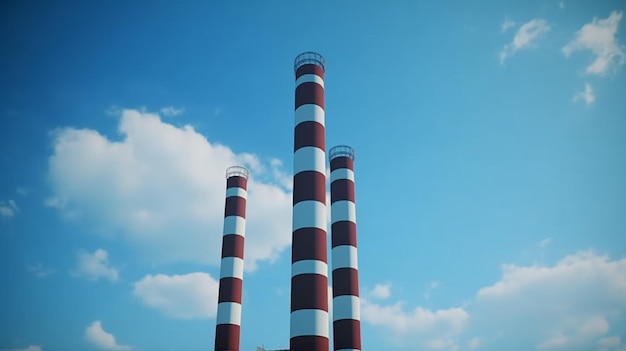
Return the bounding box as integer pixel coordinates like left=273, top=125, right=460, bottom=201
left=215, top=52, right=362, bottom=351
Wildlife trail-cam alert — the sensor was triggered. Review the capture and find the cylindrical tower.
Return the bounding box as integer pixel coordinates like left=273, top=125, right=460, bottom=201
left=290, top=51, right=329, bottom=351
left=215, top=166, right=249, bottom=351
left=329, top=146, right=361, bottom=351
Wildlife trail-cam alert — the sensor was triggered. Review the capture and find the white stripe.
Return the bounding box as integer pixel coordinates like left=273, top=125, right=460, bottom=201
left=293, top=200, right=326, bottom=231
left=296, top=74, right=324, bottom=88
left=216, top=302, right=242, bottom=325
left=336, top=349, right=361, bottom=351
left=223, top=216, right=246, bottom=236
left=219, top=257, right=244, bottom=280
left=331, top=200, right=356, bottom=223
left=292, top=259, right=328, bottom=277
left=333, top=295, right=360, bottom=321
left=225, top=187, right=247, bottom=199
left=294, top=146, right=326, bottom=174
left=290, top=309, right=329, bottom=337
left=332, top=245, right=358, bottom=270
left=295, top=104, right=325, bottom=127
left=330, top=168, right=354, bottom=183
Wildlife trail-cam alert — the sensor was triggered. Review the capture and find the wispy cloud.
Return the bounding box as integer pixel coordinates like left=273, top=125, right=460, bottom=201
left=133, top=272, right=219, bottom=319
left=0, top=199, right=19, bottom=220
left=538, top=237, right=552, bottom=248
left=500, top=19, right=551, bottom=64
left=2, top=345, right=43, bottom=351
left=2, top=346, right=42, bottom=351
left=159, top=106, right=184, bottom=117
left=85, top=321, right=131, bottom=350
left=572, top=83, right=596, bottom=105
left=28, top=263, right=55, bottom=278
left=563, top=11, right=625, bottom=75
left=501, top=17, right=516, bottom=33
left=72, top=249, right=118, bottom=282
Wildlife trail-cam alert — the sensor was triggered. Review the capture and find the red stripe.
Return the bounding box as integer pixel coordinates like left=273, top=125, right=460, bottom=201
left=330, top=179, right=354, bottom=203
left=333, top=319, right=361, bottom=350
left=294, top=120, right=325, bottom=151
left=215, top=323, right=241, bottom=351
left=224, top=196, right=246, bottom=218
left=221, top=234, right=244, bottom=259
left=290, top=335, right=329, bottom=351
left=293, top=171, right=326, bottom=204
left=292, top=228, right=327, bottom=263
left=291, top=274, right=328, bottom=311
left=332, top=268, right=359, bottom=297
left=330, top=156, right=353, bottom=172
left=296, top=64, right=324, bottom=79
left=331, top=221, right=357, bottom=248
left=218, top=277, right=242, bottom=303
left=226, top=176, right=247, bottom=190
left=295, top=82, right=324, bottom=110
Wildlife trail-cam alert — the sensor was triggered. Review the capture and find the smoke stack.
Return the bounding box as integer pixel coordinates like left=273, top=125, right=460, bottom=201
left=329, top=146, right=361, bottom=351
left=215, top=166, right=249, bottom=351
left=290, top=51, right=329, bottom=351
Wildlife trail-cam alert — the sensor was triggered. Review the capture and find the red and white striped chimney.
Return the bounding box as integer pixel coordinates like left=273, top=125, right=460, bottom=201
left=329, top=146, right=361, bottom=351
left=290, top=51, right=329, bottom=351
left=215, top=166, right=249, bottom=351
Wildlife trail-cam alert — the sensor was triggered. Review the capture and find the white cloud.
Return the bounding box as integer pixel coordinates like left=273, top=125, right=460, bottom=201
left=361, top=297, right=468, bottom=349
left=473, top=251, right=626, bottom=350
left=572, top=83, right=596, bottom=105
left=73, top=249, right=118, bottom=282
left=559, top=1, right=565, bottom=9
left=0, top=199, right=19, bottom=220
left=369, top=283, right=392, bottom=300
left=46, top=109, right=292, bottom=270
left=363, top=251, right=626, bottom=350
left=563, top=11, right=625, bottom=75
left=85, top=321, right=131, bottom=350
left=133, top=272, right=219, bottom=319
left=2, top=346, right=42, bottom=351
left=159, top=106, right=184, bottom=117
left=499, top=19, right=551, bottom=64
left=501, top=18, right=516, bottom=33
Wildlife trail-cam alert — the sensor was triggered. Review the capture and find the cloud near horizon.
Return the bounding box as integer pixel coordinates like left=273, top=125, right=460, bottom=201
left=46, top=108, right=292, bottom=270
left=362, top=251, right=626, bottom=351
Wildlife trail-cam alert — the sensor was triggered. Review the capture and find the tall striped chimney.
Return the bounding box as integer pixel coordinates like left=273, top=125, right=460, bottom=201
left=290, top=51, right=329, bottom=351
left=329, top=146, right=361, bottom=351
left=215, top=166, right=249, bottom=351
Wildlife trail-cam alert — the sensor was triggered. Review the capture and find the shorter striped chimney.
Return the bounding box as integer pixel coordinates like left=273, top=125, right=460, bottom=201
left=329, top=146, right=361, bottom=351
left=215, top=166, right=249, bottom=351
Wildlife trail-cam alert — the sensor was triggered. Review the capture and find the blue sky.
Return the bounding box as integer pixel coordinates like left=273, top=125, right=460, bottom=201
left=1, top=1, right=625, bottom=350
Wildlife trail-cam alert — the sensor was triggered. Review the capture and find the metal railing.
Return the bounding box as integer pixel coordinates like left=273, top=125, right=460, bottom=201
left=225, top=166, right=249, bottom=179
left=329, top=145, right=355, bottom=161
left=294, top=51, right=325, bottom=73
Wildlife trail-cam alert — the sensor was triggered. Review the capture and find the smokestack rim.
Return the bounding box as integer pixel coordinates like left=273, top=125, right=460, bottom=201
left=329, top=145, right=355, bottom=161
left=226, top=166, right=250, bottom=179
left=294, top=51, right=325, bottom=74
